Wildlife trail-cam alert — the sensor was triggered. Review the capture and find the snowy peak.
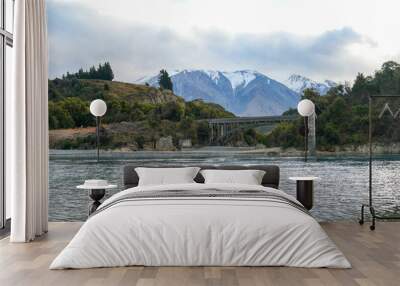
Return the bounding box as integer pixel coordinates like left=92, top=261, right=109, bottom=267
left=137, top=69, right=261, bottom=91
left=181, top=69, right=261, bottom=90
left=202, top=70, right=221, bottom=84
left=221, top=70, right=258, bottom=89
left=285, top=74, right=337, bottom=95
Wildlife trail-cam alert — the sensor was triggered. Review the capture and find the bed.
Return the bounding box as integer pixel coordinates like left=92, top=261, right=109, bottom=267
left=50, top=165, right=350, bottom=269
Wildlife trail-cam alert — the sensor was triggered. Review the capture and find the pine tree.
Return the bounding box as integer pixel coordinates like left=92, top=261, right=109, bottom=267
left=158, top=69, right=173, bottom=91
left=97, top=63, right=104, bottom=79
left=89, top=66, right=96, bottom=79
left=103, top=62, right=114, bottom=81
left=78, top=68, right=84, bottom=79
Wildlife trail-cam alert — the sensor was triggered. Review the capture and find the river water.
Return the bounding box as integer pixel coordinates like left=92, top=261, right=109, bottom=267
left=49, top=149, right=400, bottom=222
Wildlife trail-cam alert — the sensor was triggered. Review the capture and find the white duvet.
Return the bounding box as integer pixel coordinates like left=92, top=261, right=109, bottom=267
left=50, top=183, right=351, bottom=269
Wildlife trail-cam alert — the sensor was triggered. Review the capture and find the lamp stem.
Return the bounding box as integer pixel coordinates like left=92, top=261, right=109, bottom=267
left=368, top=96, right=372, bottom=206
left=304, top=116, right=308, bottom=162
left=96, top=116, right=100, bottom=162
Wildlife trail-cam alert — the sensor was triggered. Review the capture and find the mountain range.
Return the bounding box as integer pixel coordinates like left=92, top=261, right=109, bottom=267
left=137, top=70, right=336, bottom=116
left=285, top=74, right=337, bottom=95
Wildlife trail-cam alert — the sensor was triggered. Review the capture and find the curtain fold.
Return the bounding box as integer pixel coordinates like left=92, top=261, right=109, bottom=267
left=9, top=0, right=49, bottom=242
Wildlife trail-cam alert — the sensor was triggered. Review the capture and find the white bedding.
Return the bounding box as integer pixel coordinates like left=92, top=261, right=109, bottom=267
left=50, top=183, right=351, bottom=269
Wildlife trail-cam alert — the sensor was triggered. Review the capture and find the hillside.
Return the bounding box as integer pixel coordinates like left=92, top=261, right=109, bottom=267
left=268, top=61, right=400, bottom=151
left=49, top=78, right=179, bottom=105
left=48, top=78, right=238, bottom=150
left=49, top=78, right=234, bottom=128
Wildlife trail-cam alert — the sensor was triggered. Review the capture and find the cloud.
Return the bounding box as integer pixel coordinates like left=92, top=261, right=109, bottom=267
left=47, top=1, right=378, bottom=83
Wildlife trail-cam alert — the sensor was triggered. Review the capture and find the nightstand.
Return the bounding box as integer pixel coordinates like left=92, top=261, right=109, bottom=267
left=77, top=180, right=117, bottom=215
left=289, top=177, right=319, bottom=210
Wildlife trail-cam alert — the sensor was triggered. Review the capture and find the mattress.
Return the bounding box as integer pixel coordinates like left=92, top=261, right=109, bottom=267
left=50, top=183, right=351, bottom=269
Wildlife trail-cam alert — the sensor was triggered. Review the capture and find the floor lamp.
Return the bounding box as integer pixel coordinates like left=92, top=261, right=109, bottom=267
left=297, top=99, right=315, bottom=162
left=90, top=99, right=107, bottom=162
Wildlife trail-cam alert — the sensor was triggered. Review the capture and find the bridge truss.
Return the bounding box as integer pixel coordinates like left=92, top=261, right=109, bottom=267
left=206, top=114, right=316, bottom=156
left=207, top=115, right=297, bottom=143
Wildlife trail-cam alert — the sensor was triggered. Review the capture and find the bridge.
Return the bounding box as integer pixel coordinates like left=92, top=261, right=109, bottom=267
left=206, top=115, right=299, bottom=143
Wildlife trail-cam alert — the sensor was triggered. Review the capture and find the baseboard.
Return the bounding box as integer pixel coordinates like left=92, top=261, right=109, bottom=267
left=0, top=218, right=11, bottom=239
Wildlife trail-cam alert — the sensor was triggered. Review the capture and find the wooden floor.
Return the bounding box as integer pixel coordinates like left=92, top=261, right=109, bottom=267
left=0, top=222, right=399, bottom=286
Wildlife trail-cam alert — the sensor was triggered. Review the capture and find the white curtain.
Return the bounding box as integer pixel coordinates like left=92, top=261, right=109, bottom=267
left=8, top=0, right=49, bottom=242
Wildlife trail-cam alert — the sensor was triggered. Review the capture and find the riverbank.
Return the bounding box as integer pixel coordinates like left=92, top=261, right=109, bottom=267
left=49, top=125, right=400, bottom=155
left=49, top=143, right=400, bottom=158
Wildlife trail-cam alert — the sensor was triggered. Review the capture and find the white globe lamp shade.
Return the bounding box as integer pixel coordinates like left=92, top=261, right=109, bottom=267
left=90, top=99, right=107, bottom=117
left=297, top=99, right=315, bottom=117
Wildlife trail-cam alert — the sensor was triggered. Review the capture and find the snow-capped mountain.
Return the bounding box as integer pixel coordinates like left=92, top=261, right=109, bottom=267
left=136, top=70, right=299, bottom=116
left=285, top=74, right=337, bottom=95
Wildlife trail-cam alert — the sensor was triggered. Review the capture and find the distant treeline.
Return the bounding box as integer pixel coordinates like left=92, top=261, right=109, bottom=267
left=62, top=62, right=114, bottom=81
left=267, top=61, right=400, bottom=150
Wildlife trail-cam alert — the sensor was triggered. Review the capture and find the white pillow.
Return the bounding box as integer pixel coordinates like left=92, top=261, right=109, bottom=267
left=135, top=167, right=200, bottom=186
left=200, top=169, right=266, bottom=185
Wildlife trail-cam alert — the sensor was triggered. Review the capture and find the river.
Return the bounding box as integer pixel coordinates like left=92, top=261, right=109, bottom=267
left=49, top=149, right=400, bottom=222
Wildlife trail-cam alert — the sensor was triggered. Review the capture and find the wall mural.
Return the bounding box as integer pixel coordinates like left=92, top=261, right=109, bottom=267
left=46, top=0, right=400, bottom=222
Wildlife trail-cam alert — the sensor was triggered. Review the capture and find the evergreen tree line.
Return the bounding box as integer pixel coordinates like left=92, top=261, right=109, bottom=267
left=62, top=62, right=114, bottom=81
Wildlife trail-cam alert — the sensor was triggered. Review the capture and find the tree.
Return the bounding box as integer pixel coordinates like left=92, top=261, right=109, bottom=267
left=158, top=69, right=173, bottom=91
left=196, top=122, right=210, bottom=144
left=161, top=101, right=185, bottom=121
left=60, top=97, right=92, bottom=127
left=48, top=101, right=75, bottom=129
left=89, top=66, right=96, bottom=79
left=78, top=68, right=84, bottom=79
left=302, top=88, right=320, bottom=101
left=135, top=136, right=145, bottom=149
left=375, top=61, right=400, bottom=94
left=103, top=62, right=114, bottom=80
left=351, top=73, right=370, bottom=103
left=244, top=128, right=258, bottom=146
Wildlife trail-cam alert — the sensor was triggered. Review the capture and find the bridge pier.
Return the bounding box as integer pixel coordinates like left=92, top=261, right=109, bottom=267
left=308, top=114, right=316, bottom=157
left=210, top=123, right=214, bottom=143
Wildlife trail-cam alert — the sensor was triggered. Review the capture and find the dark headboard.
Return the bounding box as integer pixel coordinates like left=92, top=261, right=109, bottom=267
left=123, top=165, right=280, bottom=189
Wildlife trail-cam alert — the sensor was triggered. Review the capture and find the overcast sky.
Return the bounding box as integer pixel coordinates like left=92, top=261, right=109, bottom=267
left=47, top=0, right=400, bottom=83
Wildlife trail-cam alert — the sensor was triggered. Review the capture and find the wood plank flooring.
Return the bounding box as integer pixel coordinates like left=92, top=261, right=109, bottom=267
left=0, top=222, right=399, bottom=286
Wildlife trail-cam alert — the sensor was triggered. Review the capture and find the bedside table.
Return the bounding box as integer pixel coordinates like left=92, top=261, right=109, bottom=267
left=289, top=177, right=319, bottom=210
left=77, top=180, right=117, bottom=215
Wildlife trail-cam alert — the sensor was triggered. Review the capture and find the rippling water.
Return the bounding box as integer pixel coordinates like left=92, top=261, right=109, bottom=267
left=49, top=149, right=400, bottom=222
